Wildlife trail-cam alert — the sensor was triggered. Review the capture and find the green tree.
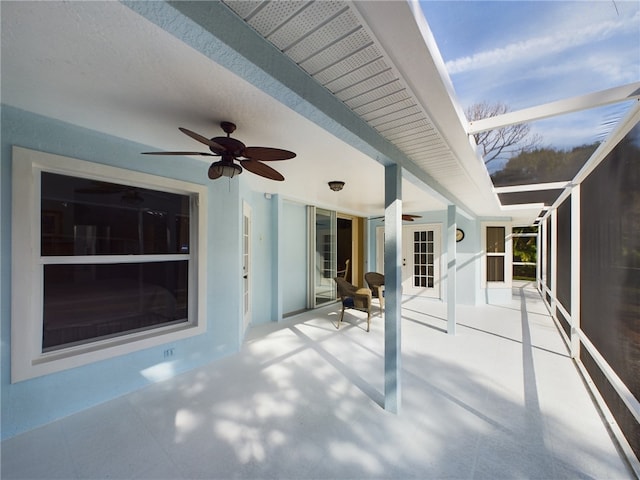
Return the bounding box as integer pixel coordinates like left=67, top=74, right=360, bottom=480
left=490, top=143, right=598, bottom=187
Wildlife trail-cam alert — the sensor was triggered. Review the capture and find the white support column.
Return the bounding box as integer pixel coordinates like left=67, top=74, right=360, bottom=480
left=570, top=185, right=581, bottom=358
left=272, top=194, right=283, bottom=321
left=447, top=205, right=456, bottom=335
left=384, top=164, right=402, bottom=414
left=536, top=225, right=542, bottom=292
left=550, top=209, right=558, bottom=314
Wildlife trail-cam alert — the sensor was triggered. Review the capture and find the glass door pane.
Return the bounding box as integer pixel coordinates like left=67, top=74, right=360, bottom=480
left=314, top=208, right=336, bottom=307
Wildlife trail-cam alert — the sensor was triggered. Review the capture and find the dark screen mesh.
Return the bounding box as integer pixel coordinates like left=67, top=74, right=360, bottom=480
left=580, top=122, right=640, bottom=459
left=498, top=189, right=564, bottom=206
left=556, top=197, right=571, bottom=315
left=556, top=308, right=570, bottom=337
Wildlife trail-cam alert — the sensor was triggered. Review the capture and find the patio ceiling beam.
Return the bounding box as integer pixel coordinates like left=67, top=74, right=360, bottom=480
left=500, top=203, right=546, bottom=212
left=494, top=182, right=571, bottom=194
left=467, top=82, right=640, bottom=135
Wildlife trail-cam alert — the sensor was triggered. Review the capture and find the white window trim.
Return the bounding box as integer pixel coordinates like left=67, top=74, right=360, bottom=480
left=481, top=221, right=513, bottom=289
left=11, top=146, right=208, bottom=383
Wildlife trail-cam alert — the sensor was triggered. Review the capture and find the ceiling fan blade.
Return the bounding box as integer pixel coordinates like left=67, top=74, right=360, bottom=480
left=243, top=146, right=296, bottom=161
left=179, top=127, right=226, bottom=153
left=240, top=160, right=284, bottom=181
left=142, top=151, right=216, bottom=156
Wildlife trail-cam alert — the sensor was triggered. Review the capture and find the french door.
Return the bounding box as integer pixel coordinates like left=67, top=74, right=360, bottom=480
left=242, top=202, right=252, bottom=331
left=375, top=223, right=442, bottom=298
left=402, top=224, right=441, bottom=298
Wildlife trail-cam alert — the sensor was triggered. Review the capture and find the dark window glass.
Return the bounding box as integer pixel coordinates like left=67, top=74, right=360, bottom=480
left=41, top=173, right=190, bottom=256
left=43, top=261, right=188, bottom=350
left=487, top=227, right=505, bottom=253
left=487, top=257, right=505, bottom=282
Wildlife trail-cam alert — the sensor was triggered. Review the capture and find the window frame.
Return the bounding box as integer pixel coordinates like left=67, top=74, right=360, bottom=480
left=11, top=146, right=208, bottom=383
left=481, top=222, right=513, bottom=288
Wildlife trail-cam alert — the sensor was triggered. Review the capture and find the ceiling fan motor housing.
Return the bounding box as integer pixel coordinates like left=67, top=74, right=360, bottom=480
left=210, top=136, right=245, bottom=156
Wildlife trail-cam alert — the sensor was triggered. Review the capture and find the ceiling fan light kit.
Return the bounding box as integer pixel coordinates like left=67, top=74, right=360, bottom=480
left=328, top=180, right=345, bottom=191
left=209, top=160, right=242, bottom=179
left=142, top=121, right=295, bottom=181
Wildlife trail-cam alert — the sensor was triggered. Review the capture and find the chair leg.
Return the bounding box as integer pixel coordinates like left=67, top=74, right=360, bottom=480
left=366, top=309, right=371, bottom=332
left=338, top=305, right=345, bottom=329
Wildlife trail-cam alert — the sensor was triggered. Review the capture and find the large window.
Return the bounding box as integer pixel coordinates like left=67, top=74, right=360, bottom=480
left=486, top=226, right=506, bottom=282
left=12, top=147, right=207, bottom=382
left=482, top=222, right=512, bottom=288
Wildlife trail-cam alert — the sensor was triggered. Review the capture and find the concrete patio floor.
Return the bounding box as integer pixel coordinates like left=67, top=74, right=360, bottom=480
left=1, top=281, right=635, bottom=479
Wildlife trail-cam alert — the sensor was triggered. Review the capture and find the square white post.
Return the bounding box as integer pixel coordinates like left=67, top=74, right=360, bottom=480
left=447, top=205, right=456, bottom=335
left=384, top=164, right=402, bottom=413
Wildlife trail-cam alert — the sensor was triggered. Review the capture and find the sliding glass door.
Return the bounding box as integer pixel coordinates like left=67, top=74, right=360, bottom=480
left=308, top=207, right=336, bottom=307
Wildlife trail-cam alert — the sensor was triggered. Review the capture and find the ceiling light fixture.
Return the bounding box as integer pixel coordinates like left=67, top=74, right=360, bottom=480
left=328, top=180, right=345, bottom=192
left=209, top=160, right=242, bottom=179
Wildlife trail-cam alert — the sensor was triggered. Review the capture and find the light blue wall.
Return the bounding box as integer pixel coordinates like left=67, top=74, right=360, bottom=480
left=247, top=191, right=274, bottom=325
left=240, top=195, right=308, bottom=324
left=454, top=215, right=483, bottom=305
left=1, top=106, right=243, bottom=439
left=281, top=201, right=308, bottom=315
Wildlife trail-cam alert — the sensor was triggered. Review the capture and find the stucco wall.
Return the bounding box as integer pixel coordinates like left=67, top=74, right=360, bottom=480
left=1, top=105, right=243, bottom=439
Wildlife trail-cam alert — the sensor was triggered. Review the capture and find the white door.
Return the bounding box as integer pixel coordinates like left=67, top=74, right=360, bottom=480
left=402, top=224, right=441, bottom=298
left=242, top=202, right=252, bottom=331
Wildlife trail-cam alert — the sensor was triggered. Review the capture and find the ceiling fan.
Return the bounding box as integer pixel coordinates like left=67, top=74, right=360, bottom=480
left=373, top=214, right=422, bottom=222
left=142, top=121, right=295, bottom=181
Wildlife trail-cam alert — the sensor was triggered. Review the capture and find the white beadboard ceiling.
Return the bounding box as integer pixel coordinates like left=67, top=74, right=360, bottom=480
left=1, top=0, right=539, bottom=223
left=221, top=0, right=504, bottom=216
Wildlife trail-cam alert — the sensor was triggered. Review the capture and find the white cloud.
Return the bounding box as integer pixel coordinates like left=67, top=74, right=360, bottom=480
left=446, top=10, right=640, bottom=75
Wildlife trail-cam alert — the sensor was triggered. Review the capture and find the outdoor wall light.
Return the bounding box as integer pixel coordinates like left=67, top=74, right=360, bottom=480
left=328, top=181, right=345, bottom=191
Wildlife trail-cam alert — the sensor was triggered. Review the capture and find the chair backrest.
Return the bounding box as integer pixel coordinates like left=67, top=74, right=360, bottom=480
left=337, top=259, right=350, bottom=280
left=364, top=272, right=384, bottom=289
left=334, top=276, right=357, bottom=299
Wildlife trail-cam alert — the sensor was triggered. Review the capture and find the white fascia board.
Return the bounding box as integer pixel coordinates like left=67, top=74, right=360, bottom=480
left=352, top=0, right=499, bottom=212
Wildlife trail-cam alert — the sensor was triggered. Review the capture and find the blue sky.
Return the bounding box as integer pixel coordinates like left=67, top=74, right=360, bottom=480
left=420, top=1, right=640, bottom=154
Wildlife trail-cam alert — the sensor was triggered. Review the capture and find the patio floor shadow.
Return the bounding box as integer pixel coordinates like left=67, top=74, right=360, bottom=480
left=2, top=283, right=635, bottom=479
